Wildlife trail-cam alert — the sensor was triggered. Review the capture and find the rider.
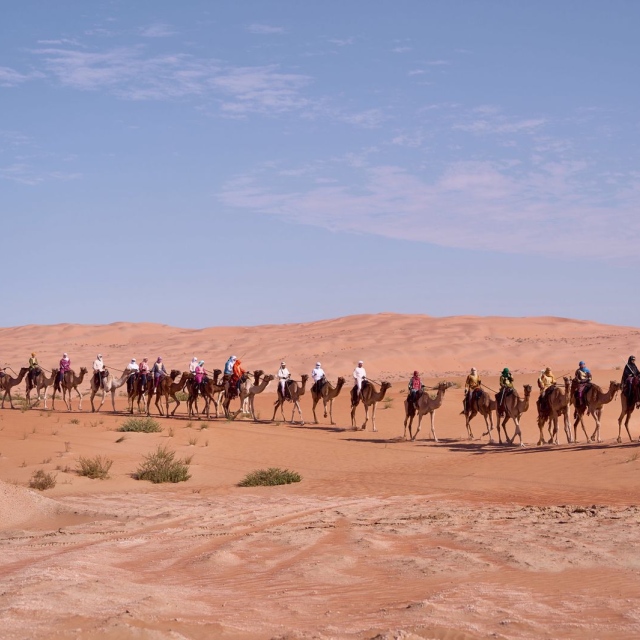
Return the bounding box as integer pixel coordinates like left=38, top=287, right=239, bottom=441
left=194, top=360, right=206, bottom=394
left=138, top=357, right=150, bottom=391
left=92, top=354, right=105, bottom=388
left=353, top=360, right=367, bottom=399
left=151, top=357, right=167, bottom=391
left=232, top=357, right=245, bottom=394
left=497, top=367, right=514, bottom=410
left=463, top=367, right=481, bottom=412
left=537, top=366, right=556, bottom=414
left=125, top=358, right=139, bottom=394
left=621, top=356, right=639, bottom=403
left=28, top=352, right=40, bottom=386
left=57, top=352, right=71, bottom=390
left=224, top=355, right=236, bottom=377
left=189, top=357, right=199, bottom=374
left=277, top=362, right=291, bottom=397
left=311, top=362, right=326, bottom=394
left=407, top=370, right=424, bottom=408
left=573, top=360, right=592, bottom=407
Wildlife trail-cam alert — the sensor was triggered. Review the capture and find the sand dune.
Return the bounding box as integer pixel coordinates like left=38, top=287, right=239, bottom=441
left=1, top=313, right=638, bottom=381
left=1, top=314, right=639, bottom=638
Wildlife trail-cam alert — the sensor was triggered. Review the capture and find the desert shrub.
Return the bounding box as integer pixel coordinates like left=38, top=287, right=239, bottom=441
left=76, top=455, right=113, bottom=479
left=135, top=445, right=191, bottom=484
left=29, top=469, right=57, bottom=490
left=118, top=417, right=162, bottom=433
left=238, top=468, right=301, bottom=487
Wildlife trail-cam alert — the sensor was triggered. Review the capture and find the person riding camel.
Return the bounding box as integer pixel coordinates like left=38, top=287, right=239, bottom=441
left=224, top=355, right=236, bottom=377
left=28, top=352, right=40, bottom=386
left=277, top=362, right=291, bottom=398
left=57, top=352, right=71, bottom=391
left=311, top=362, right=326, bottom=394
left=463, top=367, right=481, bottom=412
left=125, top=358, right=139, bottom=394
left=138, top=357, right=150, bottom=391
left=621, top=356, right=639, bottom=405
left=537, top=366, right=556, bottom=415
left=352, top=360, right=367, bottom=402
left=189, top=357, right=198, bottom=374
left=497, top=367, right=514, bottom=411
left=573, top=361, right=592, bottom=408
left=151, top=357, right=167, bottom=391
left=92, top=354, right=106, bottom=389
left=194, top=360, right=206, bottom=395
left=407, top=370, right=424, bottom=409
left=232, top=358, right=245, bottom=395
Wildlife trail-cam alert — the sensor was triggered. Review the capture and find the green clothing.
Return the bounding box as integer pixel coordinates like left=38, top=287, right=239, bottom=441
left=500, top=374, right=514, bottom=389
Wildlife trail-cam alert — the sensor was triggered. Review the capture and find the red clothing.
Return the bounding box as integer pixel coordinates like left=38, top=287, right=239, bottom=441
left=195, top=365, right=205, bottom=384
left=232, top=360, right=245, bottom=380
left=410, top=376, right=422, bottom=391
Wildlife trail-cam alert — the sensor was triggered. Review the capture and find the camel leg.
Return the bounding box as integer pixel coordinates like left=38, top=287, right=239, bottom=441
left=413, top=411, right=423, bottom=441
left=111, top=389, right=117, bottom=413
left=312, top=396, right=320, bottom=424
left=510, top=417, right=524, bottom=447
left=371, top=402, right=377, bottom=432
left=328, top=398, right=335, bottom=425
left=591, top=409, right=603, bottom=443
left=537, top=418, right=545, bottom=446
left=361, top=404, right=369, bottom=430
left=466, top=410, right=476, bottom=440
left=171, top=396, right=180, bottom=417
left=429, top=411, right=437, bottom=442
left=350, top=405, right=357, bottom=429
left=481, top=413, right=494, bottom=443
left=403, top=400, right=412, bottom=440
left=624, top=411, right=634, bottom=442
left=562, top=410, right=572, bottom=443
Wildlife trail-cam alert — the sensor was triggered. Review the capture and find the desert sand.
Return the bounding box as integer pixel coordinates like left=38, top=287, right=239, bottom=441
left=1, top=313, right=640, bottom=639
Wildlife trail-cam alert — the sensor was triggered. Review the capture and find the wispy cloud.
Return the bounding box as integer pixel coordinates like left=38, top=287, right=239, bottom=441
left=247, top=23, right=286, bottom=35
left=31, top=46, right=311, bottom=113
left=139, top=23, right=176, bottom=38
left=328, top=37, right=356, bottom=47
left=0, top=162, right=81, bottom=186
left=219, top=155, right=640, bottom=262
left=0, top=66, right=41, bottom=87
left=391, top=46, right=412, bottom=53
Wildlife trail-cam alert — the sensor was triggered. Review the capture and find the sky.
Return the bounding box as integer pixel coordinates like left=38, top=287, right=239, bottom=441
left=1, top=1, right=639, bottom=328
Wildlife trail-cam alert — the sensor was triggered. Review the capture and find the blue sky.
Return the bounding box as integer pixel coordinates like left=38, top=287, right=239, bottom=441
left=2, top=1, right=639, bottom=328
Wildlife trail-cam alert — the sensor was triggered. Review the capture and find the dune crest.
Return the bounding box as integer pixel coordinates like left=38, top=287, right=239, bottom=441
left=0, top=313, right=637, bottom=379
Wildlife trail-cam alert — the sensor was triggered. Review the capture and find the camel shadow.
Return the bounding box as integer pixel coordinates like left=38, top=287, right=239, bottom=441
left=293, top=424, right=350, bottom=433
left=343, top=435, right=407, bottom=444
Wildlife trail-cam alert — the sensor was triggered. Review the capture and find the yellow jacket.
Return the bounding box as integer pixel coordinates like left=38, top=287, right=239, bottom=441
left=465, top=374, right=481, bottom=391
left=538, top=372, right=555, bottom=390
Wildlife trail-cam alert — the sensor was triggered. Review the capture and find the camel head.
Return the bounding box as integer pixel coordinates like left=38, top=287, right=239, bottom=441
left=381, top=381, right=392, bottom=391
left=79, top=367, right=88, bottom=375
left=170, top=369, right=181, bottom=380
left=610, top=380, right=622, bottom=397
left=301, top=374, right=309, bottom=383
left=264, top=374, right=275, bottom=382
left=523, top=384, right=532, bottom=398
left=336, top=376, right=346, bottom=386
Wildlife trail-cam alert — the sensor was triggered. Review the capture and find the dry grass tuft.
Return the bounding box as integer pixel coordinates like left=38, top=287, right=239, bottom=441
left=135, top=445, right=191, bottom=484
left=238, top=467, right=301, bottom=487
left=77, top=455, right=113, bottom=479
left=29, top=469, right=57, bottom=490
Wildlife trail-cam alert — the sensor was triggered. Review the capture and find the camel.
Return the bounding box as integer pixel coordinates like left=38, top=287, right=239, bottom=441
left=403, top=381, right=453, bottom=442
left=0, top=367, right=29, bottom=409
left=186, top=370, right=225, bottom=419
left=617, top=376, right=640, bottom=443
left=496, top=385, right=532, bottom=447
left=89, top=368, right=135, bottom=412
left=463, top=388, right=496, bottom=442
left=536, top=378, right=572, bottom=445
left=148, top=370, right=186, bottom=417
left=350, top=380, right=392, bottom=432
left=311, top=377, right=345, bottom=425
left=234, top=371, right=274, bottom=420
left=572, top=380, right=621, bottom=443
left=272, top=374, right=309, bottom=424
left=127, top=372, right=154, bottom=414
left=26, top=368, right=59, bottom=409
left=52, top=368, right=88, bottom=411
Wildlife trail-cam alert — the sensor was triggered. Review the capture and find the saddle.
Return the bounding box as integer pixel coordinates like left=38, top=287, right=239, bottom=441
left=282, top=379, right=295, bottom=401
left=312, top=378, right=326, bottom=395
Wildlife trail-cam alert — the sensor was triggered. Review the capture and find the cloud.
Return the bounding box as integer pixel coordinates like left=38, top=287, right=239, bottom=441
left=340, top=109, right=386, bottom=129
left=0, top=162, right=80, bottom=186
left=391, top=46, right=412, bottom=53
left=218, top=158, right=639, bottom=262
left=328, top=37, right=356, bottom=47
left=0, top=66, right=41, bottom=87
left=31, top=46, right=311, bottom=113
left=247, top=24, right=286, bottom=35
left=454, top=117, right=547, bottom=134
left=139, top=23, right=176, bottom=38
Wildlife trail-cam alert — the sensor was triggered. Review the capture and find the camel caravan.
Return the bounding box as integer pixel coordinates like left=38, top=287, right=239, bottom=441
left=1, top=350, right=639, bottom=446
